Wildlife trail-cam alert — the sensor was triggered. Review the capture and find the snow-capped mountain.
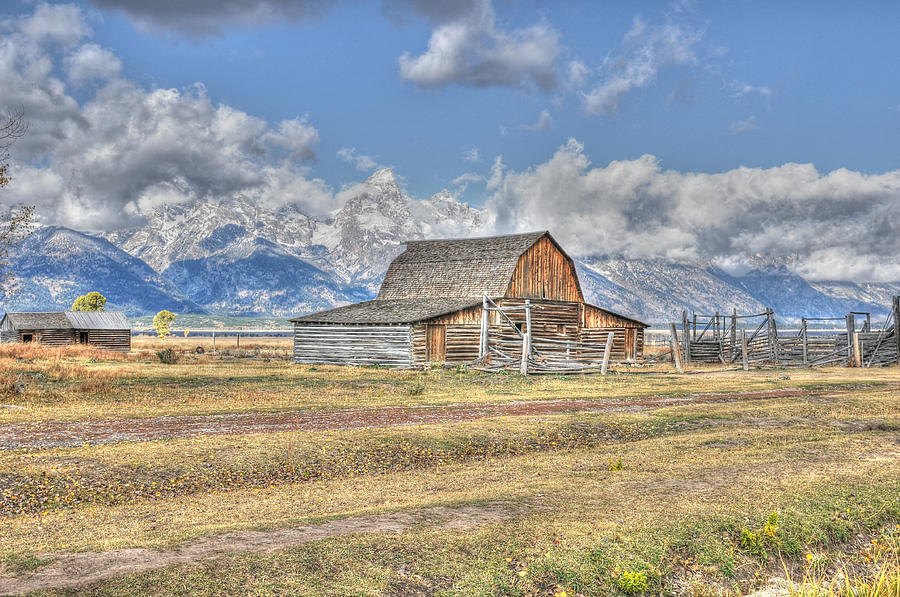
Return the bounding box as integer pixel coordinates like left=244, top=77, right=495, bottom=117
left=4, top=168, right=899, bottom=322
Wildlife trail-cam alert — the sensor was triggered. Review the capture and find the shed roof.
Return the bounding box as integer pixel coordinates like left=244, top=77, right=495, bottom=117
left=65, top=311, right=131, bottom=330
left=290, top=298, right=481, bottom=325
left=1, top=311, right=130, bottom=330
left=377, top=231, right=550, bottom=300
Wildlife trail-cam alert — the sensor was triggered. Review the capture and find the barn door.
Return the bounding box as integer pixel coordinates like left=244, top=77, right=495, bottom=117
left=425, top=324, right=446, bottom=363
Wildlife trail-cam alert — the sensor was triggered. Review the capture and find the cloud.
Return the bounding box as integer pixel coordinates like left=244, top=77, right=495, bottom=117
left=64, top=43, right=122, bottom=86
left=521, top=108, right=554, bottom=132
left=1, top=3, right=331, bottom=229
left=397, top=0, right=560, bottom=90
left=463, top=148, right=481, bottom=163
left=580, top=17, right=702, bottom=116
left=89, top=0, right=334, bottom=37
left=732, top=81, right=773, bottom=98
left=564, top=60, right=589, bottom=90
left=729, top=115, right=758, bottom=134
left=337, top=147, right=380, bottom=172
left=451, top=171, right=484, bottom=191
left=484, top=139, right=900, bottom=282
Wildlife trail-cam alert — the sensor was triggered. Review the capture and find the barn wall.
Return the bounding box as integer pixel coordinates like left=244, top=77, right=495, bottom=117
left=0, top=331, right=17, bottom=343
left=506, top=236, right=583, bottom=302
left=293, top=324, right=412, bottom=367
left=411, top=324, right=481, bottom=365
left=30, top=329, right=76, bottom=346
left=582, top=304, right=643, bottom=329
left=85, top=330, right=131, bottom=351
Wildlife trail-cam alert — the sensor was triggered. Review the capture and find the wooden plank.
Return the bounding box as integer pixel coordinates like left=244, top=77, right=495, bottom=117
left=741, top=329, right=749, bottom=371
left=600, top=332, right=614, bottom=375
left=669, top=323, right=683, bottom=373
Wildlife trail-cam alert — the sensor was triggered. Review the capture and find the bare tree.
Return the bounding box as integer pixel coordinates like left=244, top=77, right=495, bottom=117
left=1, top=107, right=35, bottom=302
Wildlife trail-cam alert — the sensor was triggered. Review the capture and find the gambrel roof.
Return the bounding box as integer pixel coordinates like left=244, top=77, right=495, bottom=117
left=377, top=231, right=552, bottom=300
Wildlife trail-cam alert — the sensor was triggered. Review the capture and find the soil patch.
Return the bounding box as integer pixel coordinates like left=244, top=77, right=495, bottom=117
left=0, top=502, right=517, bottom=595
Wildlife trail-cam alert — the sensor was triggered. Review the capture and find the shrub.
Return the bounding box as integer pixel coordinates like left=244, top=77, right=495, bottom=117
left=617, top=570, right=649, bottom=594
left=0, top=374, right=25, bottom=396
left=156, top=348, right=179, bottom=364
left=608, top=457, right=623, bottom=471
left=407, top=382, right=426, bottom=396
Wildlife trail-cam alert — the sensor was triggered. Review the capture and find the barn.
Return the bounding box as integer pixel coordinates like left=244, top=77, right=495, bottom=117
left=0, top=311, right=132, bottom=351
left=290, top=231, right=648, bottom=369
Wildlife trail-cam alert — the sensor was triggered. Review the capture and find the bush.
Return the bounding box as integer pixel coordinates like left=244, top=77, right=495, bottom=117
left=406, top=382, right=426, bottom=396
left=617, top=570, right=649, bottom=594
left=156, top=348, right=179, bottom=364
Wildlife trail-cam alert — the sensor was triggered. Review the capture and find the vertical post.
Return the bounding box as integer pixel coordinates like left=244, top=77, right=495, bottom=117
left=893, top=296, right=900, bottom=365
left=479, top=293, right=489, bottom=358
left=801, top=318, right=808, bottom=365
left=566, top=340, right=571, bottom=361
left=692, top=313, right=697, bottom=341
left=520, top=300, right=531, bottom=375
left=601, top=331, right=614, bottom=375
left=237, top=333, right=241, bottom=349
left=846, top=314, right=855, bottom=367
left=853, top=331, right=863, bottom=368
left=669, top=323, right=683, bottom=373
left=632, top=330, right=639, bottom=362
left=767, top=309, right=777, bottom=363
left=730, top=309, right=737, bottom=363
left=682, top=310, right=691, bottom=365
left=741, top=329, right=749, bottom=371
left=865, top=313, right=871, bottom=333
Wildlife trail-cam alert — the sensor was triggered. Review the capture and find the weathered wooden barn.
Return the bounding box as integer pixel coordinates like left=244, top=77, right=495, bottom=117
left=0, top=311, right=132, bottom=351
left=291, top=231, right=647, bottom=369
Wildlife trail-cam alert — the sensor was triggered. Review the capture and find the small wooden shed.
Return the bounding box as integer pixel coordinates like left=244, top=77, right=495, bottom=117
left=0, top=311, right=132, bottom=351
left=291, top=231, right=647, bottom=368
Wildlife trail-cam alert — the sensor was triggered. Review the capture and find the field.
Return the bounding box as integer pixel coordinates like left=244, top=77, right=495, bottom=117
left=0, top=343, right=898, bottom=596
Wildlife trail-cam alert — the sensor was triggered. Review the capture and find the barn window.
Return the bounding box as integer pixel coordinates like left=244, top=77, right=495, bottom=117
left=21, top=333, right=33, bottom=343
left=79, top=331, right=89, bottom=344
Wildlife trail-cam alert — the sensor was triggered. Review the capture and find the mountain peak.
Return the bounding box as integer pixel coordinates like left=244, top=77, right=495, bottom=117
left=365, top=168, right=398, bottom=188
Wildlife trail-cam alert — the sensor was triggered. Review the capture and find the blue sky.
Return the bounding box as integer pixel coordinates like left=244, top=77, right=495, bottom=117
left=2, top=0, right=900, bottom=281
left=7, top=0, right=900, bottom=202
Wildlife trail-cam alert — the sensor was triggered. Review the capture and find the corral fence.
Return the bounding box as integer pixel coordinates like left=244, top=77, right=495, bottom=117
left=470, top=296, right=618, bottom=375
left=656, top=296, right=900, bottom=369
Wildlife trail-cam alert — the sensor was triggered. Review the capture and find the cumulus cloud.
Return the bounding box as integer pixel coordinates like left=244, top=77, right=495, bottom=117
left=1, top=3, right=331, bottom=229
left=581, top=17, right=702, bottom=116
left=337, top=147, right=380, bottom=172
left=451, top=171, right=484, bottom=192
left=484, top=139, right=900, bottom=282
left=397, top=0, right=560, bottom=90
left=90, top=0, right=334, bottom=37
left=463, top=148, right=481, bottom=163
left=729, top=115, right=758, bottom=134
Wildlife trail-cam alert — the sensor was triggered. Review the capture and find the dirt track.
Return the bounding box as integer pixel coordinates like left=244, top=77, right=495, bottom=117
left=0, top=388, right=820, bottom=450
left=0, top=502, right=518, bottom=595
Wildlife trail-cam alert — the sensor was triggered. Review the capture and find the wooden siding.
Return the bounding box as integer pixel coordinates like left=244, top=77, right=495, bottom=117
left=583, top=304, right=643, bottom=329
left=412, top=324, right=481, bottom=365
left=0, top=331, right=17, bottom=343
left=506, top=236, right=583, bottom=302
left=83, top=330, right=131, bottom=351
left=293, top=324, right=412, bottom=367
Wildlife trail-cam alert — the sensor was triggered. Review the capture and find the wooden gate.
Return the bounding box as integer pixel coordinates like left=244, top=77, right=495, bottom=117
left=425, top=324, right=446, bottom=363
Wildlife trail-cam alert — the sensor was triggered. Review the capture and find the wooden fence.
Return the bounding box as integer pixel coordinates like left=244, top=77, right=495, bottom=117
left=666, top=296, right=900, bottom=369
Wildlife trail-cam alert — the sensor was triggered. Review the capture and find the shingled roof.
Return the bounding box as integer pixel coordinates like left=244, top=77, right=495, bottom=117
left=290, top=298, right=481, bottom=324
left=377, top=231, right=549, bottom=300
left=1, top=312, right=72, bottom=330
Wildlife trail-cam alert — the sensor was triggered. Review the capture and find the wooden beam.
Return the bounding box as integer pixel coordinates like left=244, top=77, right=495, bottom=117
left=801, top=317, right=808, bottom=365
left=520, top=300, right=532, bottom=375
left=479, top=293, right=489, bottom=358
left=601, top=331, right=614, bottom=375
left=669, top=323, right=683, bottom=373
left=741, top=329, right=749, bottom=371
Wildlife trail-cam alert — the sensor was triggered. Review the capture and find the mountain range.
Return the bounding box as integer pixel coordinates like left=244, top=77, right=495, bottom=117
left=5, top=168, right=899, bottom=324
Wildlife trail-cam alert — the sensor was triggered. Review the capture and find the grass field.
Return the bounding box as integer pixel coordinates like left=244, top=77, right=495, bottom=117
left=0, top=343, right=898, bottom=595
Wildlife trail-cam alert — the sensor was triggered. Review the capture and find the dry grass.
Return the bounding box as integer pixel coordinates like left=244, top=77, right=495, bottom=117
left=0, top=352, right=897, bottom=595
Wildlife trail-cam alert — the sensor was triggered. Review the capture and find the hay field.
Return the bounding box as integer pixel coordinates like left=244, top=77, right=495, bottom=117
left=0, top=343, right=898, bottom=595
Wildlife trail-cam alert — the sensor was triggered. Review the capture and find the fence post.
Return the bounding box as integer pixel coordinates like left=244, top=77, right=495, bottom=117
left=741, top=329, right=749, bottom=371
left=853, top=331, right=863, bottom=368
left=692, top=313, right=697, bottom=341
left=601, top=331, right=614, bottom=375
left=212, top=331, right=216, bottom=352
left=669, top=323, right=684, bottom=373
left=730, top=309, right=737, bottom=363
left=520, top=300, right=531, bottom=375
left=767, top=309, right=777, bottom=364
left=894, top=296, right=900, bottom=366
left=801, top=317, right=808, bottom=365
left=682, top=310, right=691, bottom=365
left=845, top=314, right=855, bottom=367
left=479, top=293, right=489, bottom=358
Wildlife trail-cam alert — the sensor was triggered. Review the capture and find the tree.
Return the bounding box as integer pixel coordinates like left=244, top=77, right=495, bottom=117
left=0, top=107, right=34, bottom=303
left=71, top=291, right=107, bottom=311
left=153, top=310, right=176, bottom=338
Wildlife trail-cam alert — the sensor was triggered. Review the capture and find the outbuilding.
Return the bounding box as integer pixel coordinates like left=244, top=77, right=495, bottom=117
left=0, top=311, right=132, bottom=351
left=290, top=231, right=648, bottom=369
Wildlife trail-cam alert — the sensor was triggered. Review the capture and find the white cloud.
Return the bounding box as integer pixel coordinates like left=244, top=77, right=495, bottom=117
left=521, top=108, right=554, bottom=132
left=1, top=4, right=331, bottom=229
left=451, top=171, right=484, bottom=191
left=337, top=147, right=380, bottom=172
left=64, top=43, right=122, bottom=86
left=581, top=17, right=702, bottom=116
left=733, top=81, right=773, bottom=98
left=486, top=155, right=504, bottom=190
left=564, top=59, right=589, bottom=90
left=398, top=0, right=560, bottom=90
left=463, top=148, right=481, bottom=163
left=484, top=139, right=900, bottom=282
left=729, top=115, right=758, bottom=134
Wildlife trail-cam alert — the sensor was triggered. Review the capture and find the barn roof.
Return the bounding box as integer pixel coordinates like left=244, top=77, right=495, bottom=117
left=377, top=231, right=550, bottom=300
left=290, top=298, right=481, bottom=325
left=1, top=311, right=130, bottom=330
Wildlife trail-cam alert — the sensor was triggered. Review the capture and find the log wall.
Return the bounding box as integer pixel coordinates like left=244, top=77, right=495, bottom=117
left=293, top=324, right=412, bottom=368
left=84, top=330, right=131, bottom=351
left=412, top=324, right=481, bottom=365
